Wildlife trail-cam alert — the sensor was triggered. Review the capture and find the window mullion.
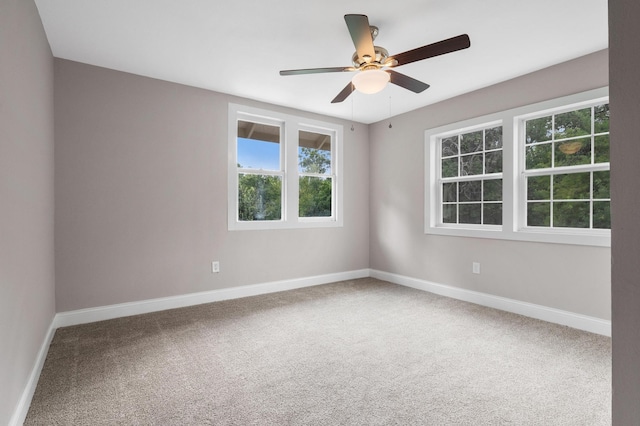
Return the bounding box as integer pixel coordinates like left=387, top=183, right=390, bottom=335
left=285, top=124, right=298, bottom=222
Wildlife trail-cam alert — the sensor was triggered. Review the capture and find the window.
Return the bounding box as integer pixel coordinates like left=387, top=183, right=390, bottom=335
left=425, top=87, right=610, bottom=246
left=521, top=103, right=610, bottom=230
left=237, top=119, right=283, bottom=221
left=438, top=124, right=503, bottom=227
left=298, top=130, right=333, bottom=218
left=228, top=104, right=343, bottom=230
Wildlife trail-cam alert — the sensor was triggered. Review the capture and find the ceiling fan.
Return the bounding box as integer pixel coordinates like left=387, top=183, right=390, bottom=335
left=279, top=14, right=471, bottom=104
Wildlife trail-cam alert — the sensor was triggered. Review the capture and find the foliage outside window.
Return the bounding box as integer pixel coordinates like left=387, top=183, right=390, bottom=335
left=425, top=88, right=610, bottom=247
left=298, top=130, right=333, bottom=218
left=228, top=104, right=343, bottom=230
left=237, top=120, right=283, bottom=221
left=523, top=103, right=610, bottom=230
left=439, top=125, right=503, bottom=227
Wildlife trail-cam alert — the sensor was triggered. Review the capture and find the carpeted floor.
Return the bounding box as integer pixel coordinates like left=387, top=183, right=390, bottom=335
left=24, top=278, right=611, bottom=425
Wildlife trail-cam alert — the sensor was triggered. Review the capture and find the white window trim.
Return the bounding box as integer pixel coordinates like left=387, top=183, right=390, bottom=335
left=425, top=87, right=610, bottom=247
left=228, top=103, right=344, bottom=230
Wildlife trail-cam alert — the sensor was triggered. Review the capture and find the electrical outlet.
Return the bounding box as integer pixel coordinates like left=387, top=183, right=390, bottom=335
left=472, top=262, right=480, bottom=274
left=212, top=261, right=220, bottom=273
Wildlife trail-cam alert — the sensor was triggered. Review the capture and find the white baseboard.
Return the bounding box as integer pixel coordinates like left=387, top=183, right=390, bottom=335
left=53, top=269, right=370, bottom=328
left=14, top=267, right=609, bottom=425
left=9, top=320, right=57, bottom=426
left=370, top=269, right=611, bottom=337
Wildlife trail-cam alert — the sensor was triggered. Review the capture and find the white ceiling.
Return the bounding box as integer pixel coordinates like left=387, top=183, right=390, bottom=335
left=34, top=0, right=608, bottom=124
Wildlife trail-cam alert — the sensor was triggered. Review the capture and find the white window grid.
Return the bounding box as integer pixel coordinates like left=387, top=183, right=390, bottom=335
left=436, top=123, right=503, bottom=228
left=518, top=101, right=610, bottom=231
left=424, top=87, right=610, bottom=247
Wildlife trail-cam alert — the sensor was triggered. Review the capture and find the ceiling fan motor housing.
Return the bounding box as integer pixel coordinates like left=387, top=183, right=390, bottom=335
left=352, top=46, right=389, bottom=68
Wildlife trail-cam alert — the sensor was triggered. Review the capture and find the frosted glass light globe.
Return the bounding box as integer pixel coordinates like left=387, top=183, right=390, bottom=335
left=352, top=69, right=390, bottom=94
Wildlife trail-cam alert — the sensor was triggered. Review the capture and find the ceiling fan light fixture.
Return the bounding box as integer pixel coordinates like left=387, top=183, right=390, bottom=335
left=352, top=69, right=389, bottom=94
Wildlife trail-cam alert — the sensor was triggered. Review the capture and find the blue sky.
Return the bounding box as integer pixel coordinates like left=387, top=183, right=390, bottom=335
left=237, top=138, right=280, bottom=170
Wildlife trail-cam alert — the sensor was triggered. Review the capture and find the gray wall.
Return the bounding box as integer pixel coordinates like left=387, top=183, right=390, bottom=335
left=610, top=0, right=640, bottom=423
left=54, top=59, right=370, bottom=312
left=369, top=50, right=611, bottom=320
left=0, top=0, right=55, bottom=424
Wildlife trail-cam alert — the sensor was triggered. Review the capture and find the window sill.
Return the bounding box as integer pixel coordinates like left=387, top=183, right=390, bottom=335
left=425, top=224, right=610, bottom=247
left=229, top=218, right=343, bottom=231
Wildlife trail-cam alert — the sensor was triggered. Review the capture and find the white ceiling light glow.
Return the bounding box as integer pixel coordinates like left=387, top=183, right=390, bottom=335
left=352, top=69, right=390, bottom=94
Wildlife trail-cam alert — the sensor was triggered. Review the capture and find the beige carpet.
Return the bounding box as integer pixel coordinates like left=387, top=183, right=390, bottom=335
left=25, top=278, right=611, bottom=425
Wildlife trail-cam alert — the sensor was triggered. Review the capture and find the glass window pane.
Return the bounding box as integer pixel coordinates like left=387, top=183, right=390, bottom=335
left=553, top=201, right=590, bottom=228
left=527, top=176, right=550, bottom=201
left=460, top=131, right=483, bottom=154
left=238, top=174, right=282, bottom=221
left=527, top=202, right=550, bottom=227
left=483, top=203, right=502, bottom=225
left=485, top=151, right=502, bottom=174
left=526, top=144, right=552, bottom=169
left=237, top=120, right=280, bottom=170
left=443, top=204, right=457, bottom=223
left=441, top=136, right=458, bottom=157
left=554, top=138, right=591, bottom=167
left=553, top=173, right=590, bottom=200
left=593, top=170, right=610, bottom=199
left=441, top=157, right=458, bottom=178
left=554, top=108, right=591, bottom=139
left=594, top=135, right=610, bottom=163
left=461, top=154, right=483, bottom=176
left=483, top=179, right=502, bottom=202
left=299, top=176, right=332, bottom=217
left=526, top=116, right=552, bottom=144
left=485, top=126, right=503, bottom=149
left=459, top=180, right=482, bottom=202
left=459, top=203, right=481, bottom=224
left=593, top=201, right=611, bottom=229
left=299, top=131, right=331, bottom=174
left=594, top=103, right=610, bottom=134
left=442, top=182, right=457, bottom=203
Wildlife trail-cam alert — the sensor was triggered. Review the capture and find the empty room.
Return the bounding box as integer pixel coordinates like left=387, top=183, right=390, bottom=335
left=2, top=0, right=640, bottom=424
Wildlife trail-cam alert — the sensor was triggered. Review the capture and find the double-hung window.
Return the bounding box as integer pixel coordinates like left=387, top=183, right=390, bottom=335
left=298, top=129, right=334, bottom=219
left=520, top=102, right=610, bottom=230
left=236, top=118, right=284, bottom=222
left=228, top=104, right=343, bottom=230
left=438, top=124, right=503, bottom=227
left=425, top=87, right=610, bottom=246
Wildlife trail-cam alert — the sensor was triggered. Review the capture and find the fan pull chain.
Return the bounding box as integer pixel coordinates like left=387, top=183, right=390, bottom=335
left=351, top=94, right=355, bottom=131
left=388, top=96, right=393, bottom=129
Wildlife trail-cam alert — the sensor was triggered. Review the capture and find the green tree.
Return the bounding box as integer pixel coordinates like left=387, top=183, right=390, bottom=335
left=238, top=170, right=282, bottom=221
left=299, top=147, right=331, bottom=174
left=524, top=104, right=611, bottom=229
left=298, top=147, right=332, bottom=217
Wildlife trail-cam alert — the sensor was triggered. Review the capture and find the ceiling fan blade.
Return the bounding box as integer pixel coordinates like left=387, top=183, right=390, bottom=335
left=344, top=14, right=376, bottom=62
left=389, top=34, right=470, bottom=67
left=280, top=66, right=355, bottom=76
left=331, top=82, right=355, bottom=103
left=387, top=70, right=430, bottom=93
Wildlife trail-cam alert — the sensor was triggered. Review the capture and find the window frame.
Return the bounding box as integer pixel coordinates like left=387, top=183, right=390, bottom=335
left=516, top=101, right=611, bottom=236
left=434, top=120, right=504, bottom=230
left=228, top=103, right=343, bottom=230
left=425, top=87, right=610, bottom=247
left=297, top=125, right=337, bottom=222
